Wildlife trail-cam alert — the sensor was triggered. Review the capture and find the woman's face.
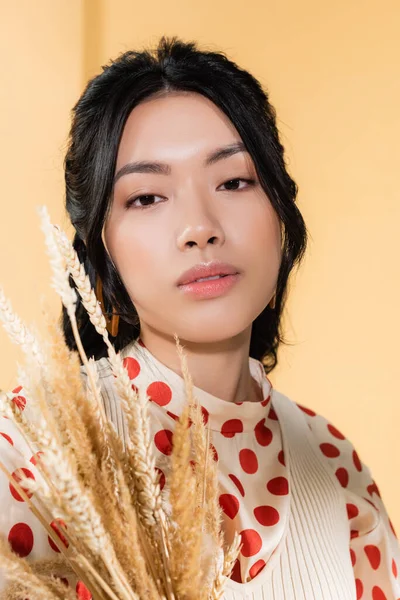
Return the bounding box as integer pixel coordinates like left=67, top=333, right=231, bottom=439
left=103, top=91, right=282, bottom=344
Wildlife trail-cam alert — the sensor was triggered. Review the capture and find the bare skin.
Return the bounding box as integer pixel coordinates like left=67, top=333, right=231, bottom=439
left=102, top=91, right=282, bottom=404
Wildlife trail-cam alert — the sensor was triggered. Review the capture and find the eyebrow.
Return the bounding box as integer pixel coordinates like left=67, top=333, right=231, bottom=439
left=113, top=141, right=248, bottom=185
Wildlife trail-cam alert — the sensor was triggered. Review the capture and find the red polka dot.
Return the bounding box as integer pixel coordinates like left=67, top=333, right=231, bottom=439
left=373, top=480, right=381, bottom=498
left=154, top=430, right=173, bottom=455
left=229, top=474, right=245, bottom=497
left=30, top=451, right=44, bottom=466
left=13, top=395, right=26, bottom=411
left=239, top=529, right=262, bottom=557
left=9, top=468, right=35, bottom=502
left=249, top=559, right=266, bottom=579
left=254, top=505, right=280, bottom=526
left=12, top=385, right=22, bottom=394
left=278, top=450, right=285, bottom=466
left=346, top=503, right=359, bottom=519
left=355, top=579, right=363, bottom=599
left=353, top=449, right=362, bottom=472
left=254, top=419, right=273, bottom=446
left=230, top=558, right=242, bottom=583
left=364, top=545, right=381, bottom=570
left=367, top=481, right=381, bottom=498
left=350, top=548, right=356, bottom=566
left=48, top=519, right=69, bottom=553
left=351, top=530, right=359, bottom=539
left=221, top=419, right=244, bottom=438
left=122, top=356, right=141, bottom=379
left=147, top=381, right=172, bottom=407
left=155, top=467, right=166, bottom=491
left=239, top=449, right=258, bottom=474
left=335, top=467, right=349, bottom=487
left=201, top=406, right=209, bottom=425
left=8, top=522, right=34, bottom=557
left=166, top=411, right=179, bottom=422
left=392, top=558, right=398, bottom=578
left=76, top=581, right=92, bottom=600
left=297, top=403, right=316, bottom=417
left=0, top=432, right=13, bottom=445
left=372, top=587, right=387, bottom=600
left=261, top=395, right=270, bottom=407
left=327, top=423, right=346, bottom=440
left=268, top=406, right=278, bottom=420
left=210, top=443, right=219, bottom=462
left=219, top=494, right=239, bottom=519
left=319, top=443, right=340, bottom=458
left=267, top=476, right=289, bottom=495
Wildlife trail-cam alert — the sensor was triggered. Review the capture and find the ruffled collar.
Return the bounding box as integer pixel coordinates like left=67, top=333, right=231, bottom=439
left=119, top=337, right=274, bottom=432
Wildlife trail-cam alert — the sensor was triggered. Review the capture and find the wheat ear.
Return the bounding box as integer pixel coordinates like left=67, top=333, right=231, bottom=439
left=51, top=222, right=175, bottom=598
left=37, top=206, right=144, bottom=600
left=167, top=336, right=206, bottom=598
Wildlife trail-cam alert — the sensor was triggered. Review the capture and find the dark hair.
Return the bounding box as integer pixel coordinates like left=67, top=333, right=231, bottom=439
left=61, top=35, right=309, bottom=373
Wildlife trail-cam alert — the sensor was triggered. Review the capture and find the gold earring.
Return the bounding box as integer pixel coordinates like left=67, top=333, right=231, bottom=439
left=268, top=293, right=276, bottom=309
left=95, top=274, right=120, bottom=337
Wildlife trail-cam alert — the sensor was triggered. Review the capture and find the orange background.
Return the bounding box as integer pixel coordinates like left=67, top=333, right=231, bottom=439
left=0, top=1, right=399, bottom=528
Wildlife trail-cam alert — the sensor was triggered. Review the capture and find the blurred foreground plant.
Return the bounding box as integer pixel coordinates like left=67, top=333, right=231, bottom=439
left=0, top=206, right=240, bottom=600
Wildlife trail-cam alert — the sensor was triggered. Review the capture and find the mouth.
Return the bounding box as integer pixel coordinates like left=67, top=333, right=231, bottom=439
left=177, top=261, right=240, bottom=287
left=177, top=273, right=241, bottom=299
left=191, top=274, right=230, bottom=283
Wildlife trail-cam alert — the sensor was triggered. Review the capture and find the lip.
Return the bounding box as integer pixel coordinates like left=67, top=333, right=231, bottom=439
left=178, top=273, right=241, bottom=299
left=176, top=260, right=240, bottom=286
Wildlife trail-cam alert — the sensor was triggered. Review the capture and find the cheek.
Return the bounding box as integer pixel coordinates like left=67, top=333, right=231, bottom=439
left=108, top=218, right=165, bottom=286
left=235, top=202, right=282, bottom=269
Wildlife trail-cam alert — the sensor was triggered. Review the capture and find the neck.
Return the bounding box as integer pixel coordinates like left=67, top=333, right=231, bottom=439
left=138, top=325, right=262, bottom=404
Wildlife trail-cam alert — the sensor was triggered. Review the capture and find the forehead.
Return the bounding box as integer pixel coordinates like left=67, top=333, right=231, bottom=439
left=115, top=92, right=241, bottom=169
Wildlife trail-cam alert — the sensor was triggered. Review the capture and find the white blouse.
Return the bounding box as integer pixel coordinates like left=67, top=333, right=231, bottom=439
left=0, top=336, right=399, bottom=600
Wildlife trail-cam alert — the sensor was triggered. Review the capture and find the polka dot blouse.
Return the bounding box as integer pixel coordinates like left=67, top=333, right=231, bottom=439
left=1, top=336, right=399, bottom=599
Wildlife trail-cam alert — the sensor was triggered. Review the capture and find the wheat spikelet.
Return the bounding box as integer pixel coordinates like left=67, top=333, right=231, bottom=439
left=167, top=337, right=208, bottom=598
left=51, top=222, right=173, bottom=592
left=210, top=532, right=242, bottom=599
left=39, top=310, right=101, bottom=490
left=0, top=537, right=76, bottom=600
left=52, top=224, right=162, bottom=523
left=0, top=287, right=47, bottom=370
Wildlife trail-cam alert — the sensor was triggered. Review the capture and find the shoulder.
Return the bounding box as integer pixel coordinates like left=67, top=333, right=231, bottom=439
left=294, top=399, right=377, bottom=497
left=291, top=399, right=399, bottom=540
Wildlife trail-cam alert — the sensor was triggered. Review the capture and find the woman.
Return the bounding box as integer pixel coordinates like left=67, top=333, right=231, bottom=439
left=1, top=35, right=399, bottom=599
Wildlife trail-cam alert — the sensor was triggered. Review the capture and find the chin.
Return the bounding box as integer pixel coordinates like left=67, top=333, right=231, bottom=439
left=171, top=320, right=252, bottom=346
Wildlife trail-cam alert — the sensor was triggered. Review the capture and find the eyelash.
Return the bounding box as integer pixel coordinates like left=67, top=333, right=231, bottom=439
left=124, top=178, right=257, bottom=210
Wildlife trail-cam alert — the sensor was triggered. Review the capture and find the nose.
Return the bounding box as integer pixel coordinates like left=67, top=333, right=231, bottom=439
left=177, top=226, right=223, bottom=250
left=176, top=197, right=225, bottom=251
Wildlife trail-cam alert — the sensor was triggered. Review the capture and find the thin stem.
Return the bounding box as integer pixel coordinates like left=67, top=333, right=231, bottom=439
left=0, top=461, right=99, bottom=596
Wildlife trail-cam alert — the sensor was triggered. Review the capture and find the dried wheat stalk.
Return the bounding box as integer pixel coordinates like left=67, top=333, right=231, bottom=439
left=0, top=205, right=241, bottom=600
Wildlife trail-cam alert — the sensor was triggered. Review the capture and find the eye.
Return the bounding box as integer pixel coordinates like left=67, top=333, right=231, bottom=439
left=219, top=177, right=256, bottom=191
left=124, top=194, right=164, bottom=210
